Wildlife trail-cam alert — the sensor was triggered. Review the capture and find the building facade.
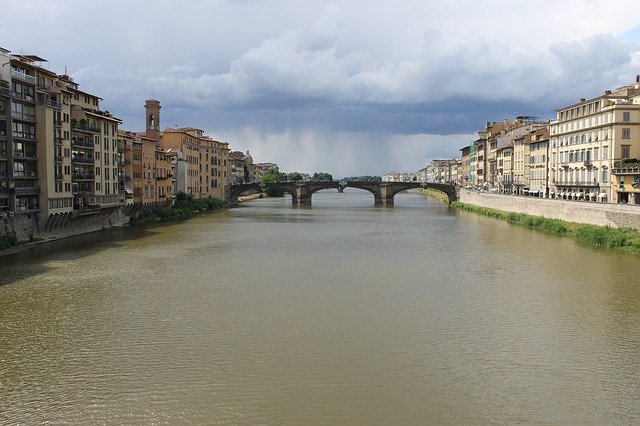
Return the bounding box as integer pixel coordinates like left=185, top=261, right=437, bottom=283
left=549, top=78, right=640, bottom=203
left=0, top=48, right=122, bottom=227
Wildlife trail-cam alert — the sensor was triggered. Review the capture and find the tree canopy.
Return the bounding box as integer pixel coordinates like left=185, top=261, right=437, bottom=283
left=260, top=168, right=287, bottom=183
left=311, top=172, right=334, bottom=182
left=343, top=176, right=382, bottom=182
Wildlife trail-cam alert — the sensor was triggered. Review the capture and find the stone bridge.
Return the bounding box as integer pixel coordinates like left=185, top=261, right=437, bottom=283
left=230, top=181, right=457, bottom=206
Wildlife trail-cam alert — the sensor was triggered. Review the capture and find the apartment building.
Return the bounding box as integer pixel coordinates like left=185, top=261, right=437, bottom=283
left=549, top=77, right=640, bottom=203
left=160, top=126, right=229, bottom=201
left=0, top=48, right=121, bottom=226
left=459, top=146, right=470, bottom=187
left=527, top=127, right=550, bottom=197
left=118, top=130, right=143, bottom=204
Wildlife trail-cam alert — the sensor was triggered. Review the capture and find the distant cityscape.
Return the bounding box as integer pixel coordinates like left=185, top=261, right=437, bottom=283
left=1, top=45, right=639, bottom=244
left=385, top=76, right=640, bottom=206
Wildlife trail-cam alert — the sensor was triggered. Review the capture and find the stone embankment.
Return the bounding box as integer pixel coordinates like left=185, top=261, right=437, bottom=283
left=237, top=193, right=263, bottom=203
left=460, top=190, right=640, bottom=231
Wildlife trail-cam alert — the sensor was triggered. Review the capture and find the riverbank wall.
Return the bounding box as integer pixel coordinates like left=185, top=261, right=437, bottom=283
left=1, top=208, right=130, bottom=245
left=0, top=201, right=176, bottom=250
left=459, top=190, right=640, bottom=231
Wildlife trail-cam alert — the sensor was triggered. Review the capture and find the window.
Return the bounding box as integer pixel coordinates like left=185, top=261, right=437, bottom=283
left=622, top=145, right=631, bottom=159
left=603, top=146, right=609, bottom=160
left=602, top=169, right=608, bottom=182
left=623, top=112, right=631, bottom=122
left=622, top=128, right=630, bottom=139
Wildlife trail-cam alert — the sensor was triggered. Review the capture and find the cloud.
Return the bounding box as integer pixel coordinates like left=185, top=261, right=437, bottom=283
left=4, top=0, right=640, bottom=174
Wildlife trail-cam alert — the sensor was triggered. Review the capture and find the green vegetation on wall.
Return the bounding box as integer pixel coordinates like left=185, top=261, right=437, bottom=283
left=452, top=201, right=640, bottom=254
left=130, top=197, right=227, bottom=225
left=0, top=234, right=17, bottom=250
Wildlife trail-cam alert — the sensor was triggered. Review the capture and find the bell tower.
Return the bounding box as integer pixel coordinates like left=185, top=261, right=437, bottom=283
left=145, top=99, right=161, bottom=141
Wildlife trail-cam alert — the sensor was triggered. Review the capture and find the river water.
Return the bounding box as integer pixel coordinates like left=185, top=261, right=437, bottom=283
left=1, top=190, right=639, bottom=424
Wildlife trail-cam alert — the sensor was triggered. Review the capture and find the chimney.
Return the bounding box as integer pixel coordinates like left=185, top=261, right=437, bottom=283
left=580, top=98, right=585, bottom=103
left=636, top=74, right=639, bottom=83
left=605, top=90, right=612, bottom=95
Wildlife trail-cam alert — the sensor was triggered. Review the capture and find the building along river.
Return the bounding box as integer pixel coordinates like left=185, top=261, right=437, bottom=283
left=1, top=189, right=639, bottom=424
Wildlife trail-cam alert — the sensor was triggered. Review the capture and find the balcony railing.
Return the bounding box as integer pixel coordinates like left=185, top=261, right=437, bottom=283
left=55, top=155, right=64, bottom=163
left=72, top=123, right=101, bottom=133
left=12, top=132, right=35, bottom=140
left=13, top=151, right=37, bottom=160
left=71, top=138, right=94, bottom=149
left=11, top=91, right=35, bottom=102
left=13, top=171, right=38, bottom=179
left=10, top=69, right=36, bottom=85
left=554, top=181, right=599, bottom=187
left=72, top=184, right=93, bottom=193
left=46, top=100, right=62, bottom=109
left=72, top=156, right=95, bottom=165
left=73, top=173, right=95, bottom=181
left=11, top=111, right=36, bottom=121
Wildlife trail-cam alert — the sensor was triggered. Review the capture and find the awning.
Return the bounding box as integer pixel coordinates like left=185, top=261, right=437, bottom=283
left=124, top=184, right=134, bottom=195
left=598, top=193, right=607, bottom=199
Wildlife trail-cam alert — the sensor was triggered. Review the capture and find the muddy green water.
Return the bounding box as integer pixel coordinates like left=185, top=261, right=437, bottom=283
left=1, top=190, right=639, bottom=424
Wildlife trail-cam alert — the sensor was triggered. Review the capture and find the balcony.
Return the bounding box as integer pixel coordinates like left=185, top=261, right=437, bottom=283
left=73, top=172, right=95, bottom=181
left=72, top=184, right=93, bottom=194
left=46, top=100, right=62, bottom=109
left=13, top=171, right=38, bottom=179
left=72, top=123, right=101, bottom=133
left=72, top=156, right=95, bottom=165
left=54, top=173, right=64, bottom=180
left=560, top=162, right=569, bottom=168
left=53, top=118, right=63, bottom=127
left=71, top=138, right=94, bottom=149
left=555, top=181, right=599, bottom=187
left=10, top=69, right=36, bottom=85
left=11, top=111, right=36, bottom=122
left=11, top=91, right=35, bottom=102
left=583, top=159, right=592, bottom=167
left=13, top=151, right=37, bottom=160
left=12, top=132, right=35, bottom=141
left=54, top=137, right=63, bottom=146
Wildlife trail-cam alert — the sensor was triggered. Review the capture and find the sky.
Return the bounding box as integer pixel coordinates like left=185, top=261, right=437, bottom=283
left=2, top=0, right=640, bottom=177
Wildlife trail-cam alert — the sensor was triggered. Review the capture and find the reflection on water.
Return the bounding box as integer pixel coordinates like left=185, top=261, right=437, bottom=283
left=1, top=190, right=639, bottom=424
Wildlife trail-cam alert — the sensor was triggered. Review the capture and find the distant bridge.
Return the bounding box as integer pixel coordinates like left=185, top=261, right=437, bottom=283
left=230, top=181, right=457, bottom=206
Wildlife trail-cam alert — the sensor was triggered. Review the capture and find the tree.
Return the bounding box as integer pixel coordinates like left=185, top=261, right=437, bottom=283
left=311, top=172, right=333, bottom=182
left=343, top=176, right=382, bottom=182
left=260, top=167, right=287, bottom=183
left=287, top=171, right=304, bottom=182
left=260, top=168, right=286, bottom=197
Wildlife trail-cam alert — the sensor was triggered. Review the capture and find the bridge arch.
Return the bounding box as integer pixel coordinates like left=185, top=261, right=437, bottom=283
left=342, top=182, right=383, bottom=205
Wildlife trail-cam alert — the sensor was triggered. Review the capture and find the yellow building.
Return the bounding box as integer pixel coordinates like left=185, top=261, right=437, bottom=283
left=160, top=126, right=229, bottom=201
left=527, top=127, right=550, bottom=197
left=117, top=130, right=142, bottom=205
left=140, top=134, right=172, bottom=204
left=549, top=77, right=640, bottom=202
left=611, top=161, right=640, bottom=204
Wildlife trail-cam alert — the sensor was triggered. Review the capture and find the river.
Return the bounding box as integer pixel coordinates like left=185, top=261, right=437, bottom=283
left=1, top=190, right=639, bottom=424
